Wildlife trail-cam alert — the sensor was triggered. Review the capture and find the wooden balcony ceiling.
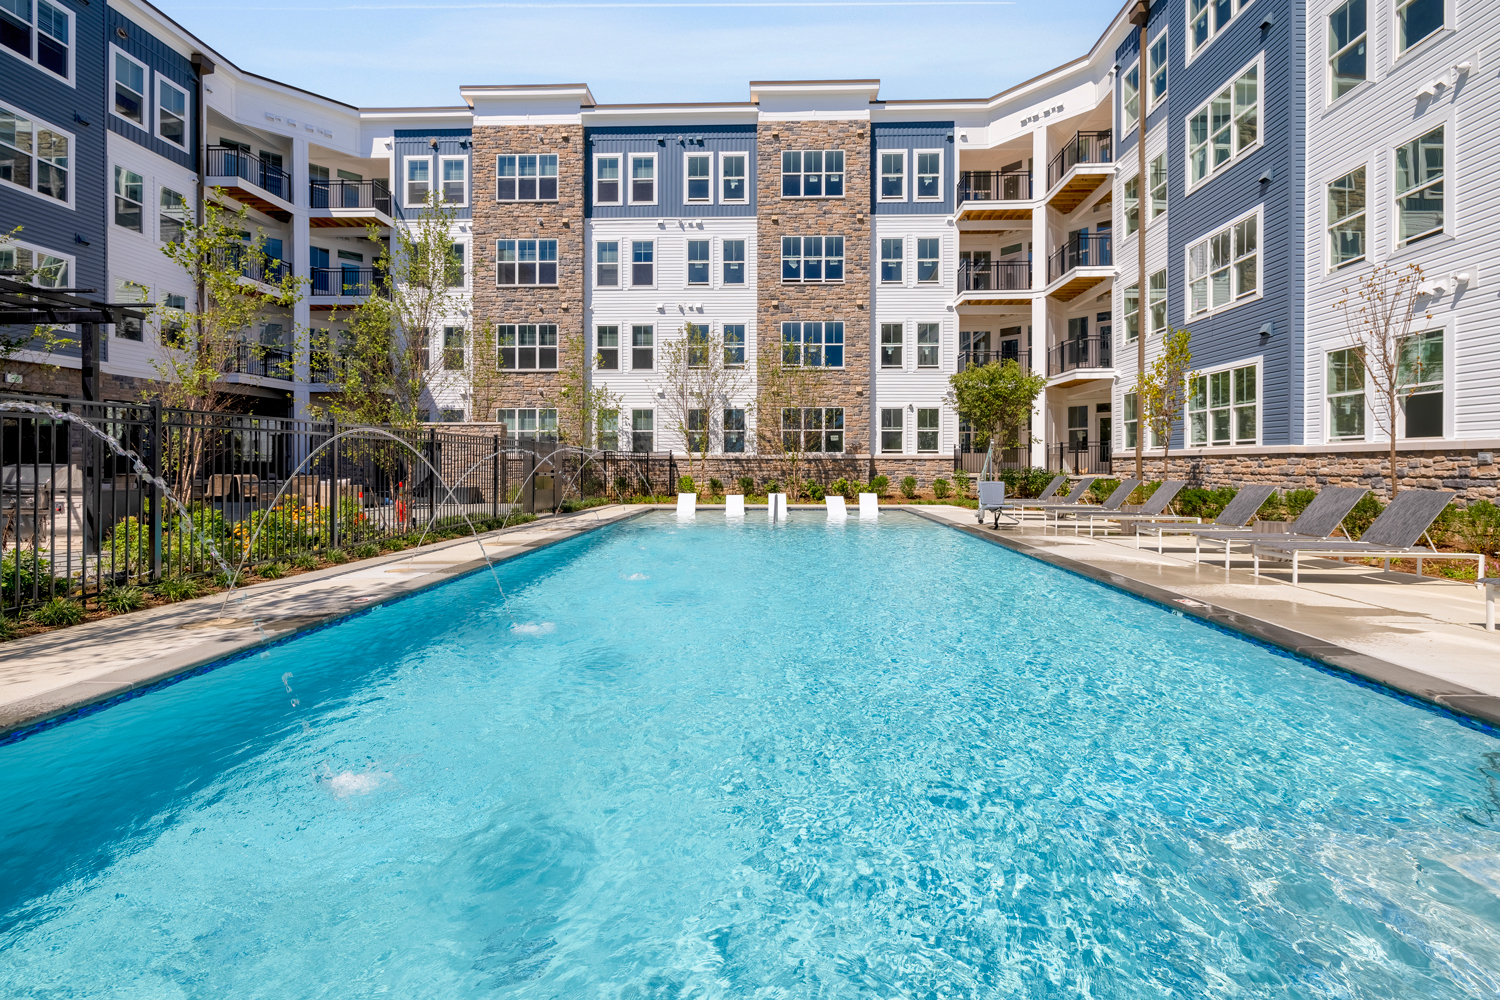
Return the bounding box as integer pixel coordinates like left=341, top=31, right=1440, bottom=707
left=1048, top=274, right=1106, bottom=302
left=210, top=179, right=291, bottom=222
left=1047, top=171, right=1108, bottom=214
left=1049, top=371, right=1112, bottom=389
left=959, top=295, right=1032, bottom=307
left=309, top=215, right=386, bottom=229
left=959, top=206, right=1032, bottom=222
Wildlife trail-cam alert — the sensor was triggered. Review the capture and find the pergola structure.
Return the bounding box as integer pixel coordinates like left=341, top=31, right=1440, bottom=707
left=0, top=273, right=152, bottom=401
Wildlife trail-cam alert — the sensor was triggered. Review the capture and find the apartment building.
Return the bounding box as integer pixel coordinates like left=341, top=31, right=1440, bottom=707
left=3, top=0, right=1495, bottom=492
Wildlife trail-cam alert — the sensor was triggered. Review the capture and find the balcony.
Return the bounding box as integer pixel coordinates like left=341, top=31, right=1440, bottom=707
left=217, top=248, right=291, bottom=291
left=308, top=357, right=348, bottom=386
left=1049, top=441, right=1114, bottom=475
left=1047, top=336, right=1113, bottom=381
left=227, top=343, right=294, bottom=381
left=956, top=260, right=1032, bottom=305
left=1045, top=233, right=1112, bottom=301
left=1045, top=131, right=1113, bottom=213
left=309, top=179, right=393, bottom=229
left=206, top=146, right=293, bottom=220
left=957, top=349, right=1031, bottom=373
left=956, top=170, right=1033, bottom=221
left=309, top=266, right=387, bottom=310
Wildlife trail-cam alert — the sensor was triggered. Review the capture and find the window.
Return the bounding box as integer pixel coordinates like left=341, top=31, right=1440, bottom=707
left=498, top=408, right=559, bottom=438
left=723, top=324, right=745, bottom=366
left=1395, top=127, right=1443, bottom=247
left=781, top=150, right=844, bottom=198
left=687, top=239, right=710, bottom=285
left=681, top=409, right=710, bottom=452
left=1189, top=364, right=1257, bottom=446
left=442, top=325, right=465, bottom=370
left=880, top=323, right=903, bottom=368
left=631, top=325, right=654, bottom=369
left=880, top=238, right=903, bottom=284
left=1149, top=153, right=1167, bottom=220
left=1326, top=348, right=1365, bottom=440
left=780, top=236, right=844, bottom=283
left=0, top=238, right=69, bottom=287
left=686, top=324, right=710, bottom=368
left=113, top=166, right=143, bottom=232
left=159, top=186, right=188, bottom=243
left=721, top=153, right=747, bottom=203
left=915, top=151, right=941, bottom=200
left=1149, top=269, right=1167, bottom=333
left=112, top=49, right=148, bottom=127
left=440, top=157, right=467, bottom=205
left=722, top=239, right=746, bottom=284
left=631, top=409, right=654, bottom=452
left=880, top=408, right=903, bottom=453
left=2, top=0, right=70, bottom=79
left=1123, top=392, right=1138, bottom=448
left=595, top=154, right=620, bottom=204
left=1188, top=212, right=1257, bottom=317
left=1187, top=59, right=1260, bottom=188
left=1122, top=61, right=1140, bottom=134
left=630, top=154, right=655, bottom=204
left=784, top=407, right=844, bottom=453
left=0, top=104, right=70, bottom=205
left=596, top=241, right=618, bottom=286
left=631, top=240, right=654, bottom=286
left=686, top=152, right=711, bottom=203
left=1187, top=0, right=1251, bottom=58
left=597, top=409, right=619, bottom=451
left=405, top=157, right=430, bottom=206
left=152, top=78, right=190, bottom=149
left=1124, top=283, right=1139, bottom=342
left=880, top=150, right=905, bottom=200
left=496, top=324, right=557, bottom=370
left=160, top=293, right=187, bottom=348
left=448, top=242, right=465, bottom=286
left=1328, top=0, right=1367, bottom=100
left=1397, top=0, right=1442, bottom=53
left=916, top=408, right=939, bottom=452
left=595, top=325, right=619, bottom=369
left=723, top=408, right=746, bottom=453
left=1124, top=174, right=1140, bottom=235
left=1399, top=330, right=1443, bottom=437
left=114, top=279, right=146, bottom=341
left=1327, top=166, right=1366, bottom=268
left=495, top=239, right=558, bottom=286
left=496, top=154, right=559, bottom=201
left=781, top=322, right=844, bottom=368
left=1148, top=32, right=1168, bottom=109
left=917, top=323, right=940, bottom=368
left=917, top=238, right=939, bottom=283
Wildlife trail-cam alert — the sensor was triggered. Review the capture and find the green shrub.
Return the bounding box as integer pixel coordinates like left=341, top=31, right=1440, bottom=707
left=100, top=586, right=147, bottom=614
left=106, top=515, right=152, bottom=580
left=1, top=548, right=51, bottom=606
left=326, top=548, right=349, bottom=564
left=384, top=539, right=408, bottom=552
left=803, top=479, right=826, bottom=502
left=257, top=562, right=286, bottom=580
left=870, top=475, right=890, bottom=497
left=1255, top=491, right=1286, bottom=522
left=293, top=552, right=319, bottom=570
left=1456, top=500, right=1500, bottom=555
left=708, top=478, right=723, bottom=496
left=30, top=597, right=83, bottom=628
left=155, top=576, right=201, bottom=602
left=354, top=543, right=380, bottom=559
left=899, top=476, right=918, bottom=499
left=737, top=476, right=754, bottom=495
left=827, top=477, right=859, bottom=500
left=1088, top=478, right=1122, bottom=504
left=1175, top=487, right=1237, bottom=520
left=214, top=569, right=244, bottom=589
left=1130, top=481, right=1161, bottom=505
left=0, top=615, right=16, bottom=641
left=996, top=467, right=1059, bottom=499
left=933, top=478, right=952, bottom=499
left=1284, top=490, right=1317, bottom=519
left=613, top=475, right=629, bottom=496
left=764, top=479, right=780, bottom=495
left=952, top=470, right=972, bottom=499
left=1342, top=494, right=1386, bottom=539
left=678, top=475, right=695, bottom=494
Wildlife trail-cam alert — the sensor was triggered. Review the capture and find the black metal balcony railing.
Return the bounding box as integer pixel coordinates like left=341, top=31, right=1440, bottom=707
left=229, top=343, right=294, bottom=380
left=1047, top=233, right=1112, bottom=283
left=1046, top=130, right=1113, bottom=190
left=218, top=248, right=291, bottom=286
left=311, top=267, right=384, bottom=297
left=956, top=169, right=1032, bottom=204
left=957, top=349, right=1031, bottom=373
left=309, top=179, right=392, bottom=214
left=1049, top=442, right=1113, bottom=474
left=206, top=146, right=290, bottom=201
left=308, top=357, right=347, bottom=384
left=1047, top=336, right=1113, bottom=376
left=957, top=260, right=1031, bottom=293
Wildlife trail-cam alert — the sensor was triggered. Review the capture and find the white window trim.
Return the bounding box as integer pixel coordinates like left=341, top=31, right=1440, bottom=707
left=1183, top=204, right=1264, bottom=321
left=629, top=237, right=656, bottom=289
left=1187, top=355, right=1264, bottom=448
left=878, top=149, right=907, bottom=202
left=630, top=325, right=656, bottom=372
left=1322, top=155, right=1370, bottom=274
left=1323, top=0, right=1370, bottom=107
left=109, top=45, right=151, bottom=132
left=403, top=154, right=433, bottom=209
left=915, top=321, right=942, bottom=370
left=1396, top=323, right=1452, bottom=441
left=720, top=152, right=749, bottom=204
left=0, top=237, right=74, bottom=289
left=1121, top=57, right=1142, bottom=136
left=0, top=103, right=76, bottom=210
left=1323, top=347, right=1369, bottom=444
left=780, top=149, right=846, bottom=200
left=684, top=150, right=714, bottom=206
left=112, top=164, right=145, bottom=235
left=880, top=236, right=905, bottom=285
left=2, top=0, right=74, bottom=86
left=1388, top=115, right=1453, bottom=254
left=594, top=153, right=622, bottom=206
left=913, top=148, right=944, bottom=202
left=1393, top=0, right=1452, bottom=63
left=493, top=238, right=559, bottom=288
left=916, top=236, right=941, bottom=283
left=450, top=238, right=470, bottom=290
left=154, top=75, right=190, bottom=149
left=1148, top=151, right=1168, bottom=224
left=438, top=155, right=468, bottom=208
left=686, top=235, right=712, bottom=288
left=628, top=152, right=658, bottom=207
left=1183, top=0, right=1257, bottom=67
left=1183, top=53, right=1265, bottom=196
left=1147, top=26, right=1169, bottom=112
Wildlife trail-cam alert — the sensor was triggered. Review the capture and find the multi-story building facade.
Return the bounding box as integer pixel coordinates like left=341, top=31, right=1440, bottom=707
left=3, top=0, right=1495, bottom=496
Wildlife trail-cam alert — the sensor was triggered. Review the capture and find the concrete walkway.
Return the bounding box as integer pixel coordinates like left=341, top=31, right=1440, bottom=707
left=0, top=505, right=643, bottom=738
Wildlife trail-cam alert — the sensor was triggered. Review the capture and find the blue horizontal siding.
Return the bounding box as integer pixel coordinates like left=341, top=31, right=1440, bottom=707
left=871, top=120, right=954, bottom=216
left=104, top=11, right=196, bottom=171
left=585, top=124, right=756, bottom=219
left=393, top=130, right=473, bottom=221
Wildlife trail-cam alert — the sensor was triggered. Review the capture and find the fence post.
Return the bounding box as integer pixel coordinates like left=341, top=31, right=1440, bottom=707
left=427, top=426, right=437, bottom=526
left=150, top=400, right=163, bottom=583
left=329, top=419, right=340, bottom=551
left=491, top=435, right=499, bottom=519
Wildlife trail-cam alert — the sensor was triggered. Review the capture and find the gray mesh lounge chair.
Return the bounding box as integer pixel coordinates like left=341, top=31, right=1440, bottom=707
left=1187, top=486, right=1369, bottom=569
left=1003, top=474, right=1067, bottom=513
left=1044, top=479, right=1143, bottom=534
left=1012, top=477, right=1098, bottom=518
left=1250, top=489, right=1485, bottom=586
left=976, top=481, right=1019, bottom=528
left=1135, top=483, right=1278, bottom=551
left=1070, top=480, right=1195, bottom=537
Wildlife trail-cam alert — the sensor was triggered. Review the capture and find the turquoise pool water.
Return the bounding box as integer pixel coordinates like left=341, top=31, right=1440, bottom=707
left=4, top=511, right=1500, bottom=998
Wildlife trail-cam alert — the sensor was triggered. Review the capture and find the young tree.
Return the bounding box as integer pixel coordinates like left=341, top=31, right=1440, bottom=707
left=653, top=322, right=753, bottom=487
left=757, top=350, right=828, bottom=500
left=946, top=358, right=1047, bottom=476
left=1134, top=324, right=1193, bottom=477
left=1334, top=262, right=1433, bottom=495
left=555, top=326, right=623, bottom=449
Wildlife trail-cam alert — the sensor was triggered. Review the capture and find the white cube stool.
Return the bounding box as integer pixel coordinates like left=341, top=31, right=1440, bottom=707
left=675, top=492, right=696, bottom=517
left=858, top=493, right=879, bottom=519
left=725, top=494, right=746, bottom=518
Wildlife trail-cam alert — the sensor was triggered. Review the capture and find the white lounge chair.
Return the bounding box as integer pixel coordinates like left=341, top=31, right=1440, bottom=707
left=768, top=493, right=788, bottom=520
left=725, top=494, right=746, bottom=518
left=858, top=493, right=878, bottom=519
left=676, top=492, right=696, bottom=517
left=1482, top=577, right=1498, bottom=631
left=976, top=480, right=1018, bottom=528
left=826, top=495, right=848, bottom=519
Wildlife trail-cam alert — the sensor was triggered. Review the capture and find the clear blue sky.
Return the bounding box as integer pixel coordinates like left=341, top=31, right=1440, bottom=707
left=162, top=0, right=1125, bottom=109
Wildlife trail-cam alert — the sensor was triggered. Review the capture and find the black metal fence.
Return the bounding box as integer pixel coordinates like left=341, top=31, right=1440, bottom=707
left=206, top=145, right=290, bottom=201
left=1047, top=336, right=1113, bottom=376
left=1046, top=130, right=1113, bottom=190
left=308, top=179, right=392, bottom=214
left=957, top=169, right=1032, bottom=204
left=1048, top=442, right=1114, bottom=475
left=1047, top=233, right=1113, bottom=283
left=953, top=446, right=1030, bottom=474
left=957, top=260, right=1032, bottom=294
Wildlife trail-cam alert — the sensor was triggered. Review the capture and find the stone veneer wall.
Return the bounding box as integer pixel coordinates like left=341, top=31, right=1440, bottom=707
left=756, top=120, right=872, bottom=455
left=468, top=123, right=586, bottom=428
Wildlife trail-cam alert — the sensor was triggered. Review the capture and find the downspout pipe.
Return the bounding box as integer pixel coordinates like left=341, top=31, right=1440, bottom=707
left=1129, top=0, right=1149, bottom=480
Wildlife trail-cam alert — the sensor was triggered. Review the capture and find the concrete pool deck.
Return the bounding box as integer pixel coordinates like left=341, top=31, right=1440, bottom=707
left=2, top=500, right=1498, bottom=740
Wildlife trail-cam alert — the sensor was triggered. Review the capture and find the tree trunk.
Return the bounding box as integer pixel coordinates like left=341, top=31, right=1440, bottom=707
left=1389, top=387, right=1399, bottom=496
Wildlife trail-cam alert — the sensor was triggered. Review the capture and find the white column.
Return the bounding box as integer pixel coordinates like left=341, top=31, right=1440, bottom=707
left=290, top=136, right=312, bottom=421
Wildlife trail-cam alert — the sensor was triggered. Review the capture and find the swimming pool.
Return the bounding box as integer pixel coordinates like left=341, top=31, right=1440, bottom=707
left=4, top=511, right=1500, bottom=997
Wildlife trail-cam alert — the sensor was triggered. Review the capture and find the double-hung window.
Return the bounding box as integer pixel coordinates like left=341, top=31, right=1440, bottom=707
left=440, top=157, right=467, bottom=205
left=784, top=407, right=844, bottom=453
left=687, top=239, right=710, bottom=285
left=723, top=409, right=746, bottom=452
left=1124, top=174, right=1140, bottom=235
left=1149, top=269, right=1167, bottom=334
left=1395, top=127, right=1443, bottom=247
left=596, top=241, right=619, bottom=286
left=915, top=151, right=941, bottom=200
left=1327, top=166, right=1366, bottom=268
left=1397, top=0, right=1443, bottom=54
left=0, top=238, right=69, bottom=287
left=1148, top=32, right=1168, bottom=109
left=781, top=321, right=844, bottom=368
left=1123, top=283, right=1140, bottom=342
left=1189, top=364, right=1257, bottom=446
left=113, top=166, right=143, bottom=232
left=880, top=238, right=903, bottom=284
left=442, top=325, right=465, bottom=370
left=448, top=242, right=465, bottom=286
left=917, top=238, right=939, bottom=282
left=595, top=325, right=619, bottom=369
left=1149, top=153, right=1167, bottom=220
left=159, top=187, right=189, bottom=243
left=157, top=78, right=189, bottom=148
left=630, top=154, right=655, bottom=204
left=880, top=408, right=903, bottom=453
left=685, top=152, right=711, bottom=203
left=686, top=324, right=710, bottom=368
left=631, top=240, right=654, bottom=286
left=1399, top=330, right=1443, bottom=438
left=631, top=325, right=654, bottom=370
left=597, top=409, right=619, bottom=450
left=880, top=151, right=905, bottom=200
left=723, top=324, right=745, bottom=366
left=631, top=409, right=654, bottom=452
left=1187, top=211, right=1258, bottom=317
left=496, top=154, right=558, bottom=201
left=405, top=157, right=430, bottom=206
left=115, top=279, right=147, bottom=340
left=113, top=49, right=148, bottom=127
left=495, top=239, right=558, bottom=286
left=595, top=154, right=620, bottom=204
left=1326, top=348, right=1365, bottom=441
left=916, top=409, right=939, bottom=452
left=1, top=105, right=71, bottom=205
left=1187, top=0, right=1251, bottom=58
left=722, top=239, right=746, bottom=284
left=1328, top=0, right=1367, bottom=101
left=1187, top=58, right=1260, bottom=188
left=686, top=409, right=709, bottom=452
left=781, top=236, right=843, bottom=283
left=781, top=150, right=844, bottom=198
left=497, top=408, right=559, bottom=438
left=497, top=324, right=558, bottom=370
left=721, top=153, right=747, bottom=202
left=880, top=323, right=903, bottom=368
left=2, top=0, right=70, bottom=79
left=1122, top=60, right=1140, bottom=134
left=917, top=323, right=940, bottom=368
left=1123, top=392, right=1139, bottom=448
